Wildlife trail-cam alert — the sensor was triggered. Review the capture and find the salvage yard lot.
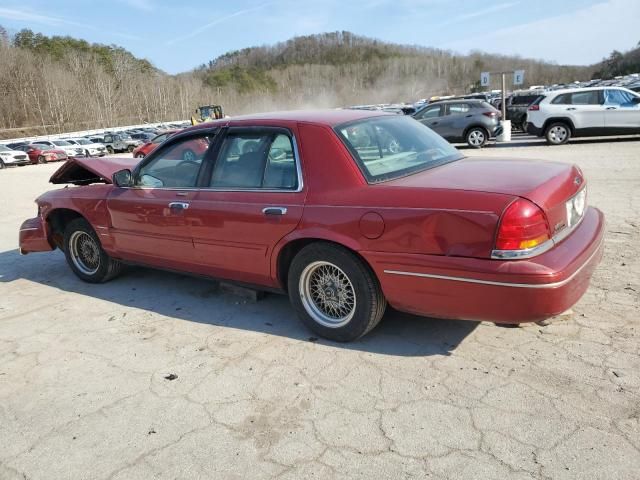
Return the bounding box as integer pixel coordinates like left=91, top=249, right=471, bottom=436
left=1, top=135, right=639, bottom=479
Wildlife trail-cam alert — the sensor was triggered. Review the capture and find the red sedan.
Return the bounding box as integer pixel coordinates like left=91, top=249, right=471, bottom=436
left=19, top=110, right=604, bottom=341
left=131, top=129, right=208, bottom=160
left=132, top=130, right=178, bottom=159
left=17, top=144, right=68, bottom=164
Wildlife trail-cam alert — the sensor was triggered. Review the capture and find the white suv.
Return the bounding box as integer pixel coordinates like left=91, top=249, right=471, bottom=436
left=526, top=87, right=640, bottom=145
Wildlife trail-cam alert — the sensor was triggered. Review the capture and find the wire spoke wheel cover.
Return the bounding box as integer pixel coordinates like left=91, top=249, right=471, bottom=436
left=69, top=231, right=101, bottom=275
left=299, top=261, right=357, bottom=328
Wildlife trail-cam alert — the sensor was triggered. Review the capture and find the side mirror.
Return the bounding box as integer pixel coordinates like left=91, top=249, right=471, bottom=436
left=113, top=169, right=133, bottom=187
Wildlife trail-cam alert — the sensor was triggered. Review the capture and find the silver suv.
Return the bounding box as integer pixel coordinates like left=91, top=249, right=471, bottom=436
left=526, top=87, right=640, bottom=145
left=102, top=133, right=142, bottom=154
left=413, top=100, right=503, bottom=148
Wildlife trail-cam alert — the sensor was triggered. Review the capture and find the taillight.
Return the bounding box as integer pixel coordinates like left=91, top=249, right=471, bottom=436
left=483, top=111, right=498, bottom=118
left=495, top=199, right=551, bottom=252
left=528, top=104, right=540, bottom=111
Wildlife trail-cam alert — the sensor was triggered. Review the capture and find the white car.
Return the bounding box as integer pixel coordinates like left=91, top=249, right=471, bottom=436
left=33, top=140, right=85, bottom=158
left=0, top=144, right=30, bottom=168
left=527, top=87, right=640, bottom=145
left=66, top=138, right=106, bottom=157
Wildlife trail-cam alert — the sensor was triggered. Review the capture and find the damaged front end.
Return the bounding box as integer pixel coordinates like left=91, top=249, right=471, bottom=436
left=50, top=156, right=139, bottom=185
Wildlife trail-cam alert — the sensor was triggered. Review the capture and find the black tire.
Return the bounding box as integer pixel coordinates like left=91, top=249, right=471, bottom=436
left=127, top=145, right=135, bottom=153
left=38, top=155, right=47, bottom=164
left=63, top=218, right=123, bottom=283
left=545, top=122, right=571, bottom=145
left=85, top=149, right=91, bottom=157
left=135, top=153, right=145, bottom=159
left=465, top=127, right=488, bottom=148
left=0, top=160, right=5, bottom=169
left=288, top=243, right=386, bottom=342
left=106, top=146, right=114, bottom=154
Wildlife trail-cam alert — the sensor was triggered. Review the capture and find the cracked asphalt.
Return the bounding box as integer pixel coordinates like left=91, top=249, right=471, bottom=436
left=1, top=135, right=639, bottom=479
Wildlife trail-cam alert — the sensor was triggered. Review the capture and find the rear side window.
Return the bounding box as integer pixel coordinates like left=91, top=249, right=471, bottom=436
left=570, top=90, right=600, bottom=105
left=447, top=103, right=470, bottom=115
left=551, top=93, right=571, bottom=105
left=210, top=131, right=298, bottom=190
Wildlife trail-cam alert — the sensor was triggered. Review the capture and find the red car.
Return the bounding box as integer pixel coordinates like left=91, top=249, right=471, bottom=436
left=17, top=144, right=68, bottom=164
left=19, top=110, right=604, bottom=341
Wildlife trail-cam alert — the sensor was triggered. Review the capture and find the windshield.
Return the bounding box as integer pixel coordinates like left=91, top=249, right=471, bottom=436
left=53, top=140, right=71, bottom=146
left=0, top=145, right=10, bottom=152
left=335, top=115, right=462, bottom=183
left=73, top=138, right=91, bottom=145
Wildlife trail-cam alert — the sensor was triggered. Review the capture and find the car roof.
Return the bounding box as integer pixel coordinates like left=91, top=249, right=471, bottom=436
left=546, top=86, right=637, bottom=95
left=188, top=109, right=395, bottom=131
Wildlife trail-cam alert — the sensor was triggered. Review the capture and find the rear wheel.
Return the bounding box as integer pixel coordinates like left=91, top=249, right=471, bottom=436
left=182, top=149, right=196, bottom=161
left=106, top=146, right=114, bottom=154
left=545, top=122, right=571, bottom=145
left=0, top=160, right=5, bottom=169
left=288, top=243, right=386, bottom=342
left=38, top=155, right=46, bottom=164
left=466, top=127, right=488, bottom=148
left=127, top=145, right=135, bottom=153
left=63, top=218, right=123, bottom=283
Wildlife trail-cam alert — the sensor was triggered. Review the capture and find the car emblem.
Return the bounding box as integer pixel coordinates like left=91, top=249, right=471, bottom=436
left=574, top=176, right=582, bottom=186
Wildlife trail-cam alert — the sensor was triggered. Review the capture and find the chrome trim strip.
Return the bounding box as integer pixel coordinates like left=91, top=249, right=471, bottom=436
left=19, top=227, right=39, bottom=232
left=384, top=238, right=603, bottom=289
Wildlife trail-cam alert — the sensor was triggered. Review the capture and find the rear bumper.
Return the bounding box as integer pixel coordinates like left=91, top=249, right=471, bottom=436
left=19, top=216, right=54, bottom=255
left=363, top=206, right=605, bottom=323
left=527, top=123, right=544, bottom=137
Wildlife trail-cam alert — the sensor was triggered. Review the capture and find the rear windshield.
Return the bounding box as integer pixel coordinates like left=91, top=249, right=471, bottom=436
left=335, top=116, right=462, bottom=183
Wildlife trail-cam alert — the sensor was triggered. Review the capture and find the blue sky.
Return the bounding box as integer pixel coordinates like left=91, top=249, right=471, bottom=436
left=0, top=0, right=638, bottom=74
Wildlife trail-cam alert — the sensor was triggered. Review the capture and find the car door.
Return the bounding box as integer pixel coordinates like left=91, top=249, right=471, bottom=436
left=187, top=126, right=305, bottom=286
left=441, top=102, right=472, bottom=140
left=106, top=131, right=217, bottom=270
left=603, top=88, right=640, bottom=130
left=563, top=90, right=605, bottom=130
left=414, top=105, right=445, bottom=136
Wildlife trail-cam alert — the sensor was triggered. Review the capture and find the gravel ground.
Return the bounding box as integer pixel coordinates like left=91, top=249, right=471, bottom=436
left=1, top=135, right=639, bottom=479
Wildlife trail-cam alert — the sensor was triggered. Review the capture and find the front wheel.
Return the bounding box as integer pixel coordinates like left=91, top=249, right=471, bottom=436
left=288, top=243, right=386, bottom=342
left=106, top=146, right=114, bottom=154
left=135, top=153, right=145, bottom=159
left=466, top=127, right=488, bottom=148
left=38, top=155, right=46, bottom=164
left=545, top=122, right=571, bottom=145
left=0, top=160, right=5, bottom=169
left=127, top=145, right=135, bottom=153
left=63, top=218, right=123, bottom=283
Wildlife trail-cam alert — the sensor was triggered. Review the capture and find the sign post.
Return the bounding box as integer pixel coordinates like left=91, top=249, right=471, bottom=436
left=479, top=69, right=525, bottom=143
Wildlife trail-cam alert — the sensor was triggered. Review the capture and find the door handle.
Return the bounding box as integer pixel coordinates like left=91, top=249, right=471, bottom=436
left=262, top=207, right=287, bottom=216
left=168, top=202, right=190, bottom=210
left=465, top=114, right=473, bottom=118
left=566, top=107, right=576, bottom=111
left=606, top=106, right=617, bottom=110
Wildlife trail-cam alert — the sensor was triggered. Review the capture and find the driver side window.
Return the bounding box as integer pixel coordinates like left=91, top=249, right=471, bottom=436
left=137, top=134, right=214, bottom=188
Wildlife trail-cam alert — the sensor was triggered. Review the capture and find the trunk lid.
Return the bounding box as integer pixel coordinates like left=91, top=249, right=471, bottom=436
left=50, top=156, right=139, bottom=185
left=386, top=157, right=585, bottom=236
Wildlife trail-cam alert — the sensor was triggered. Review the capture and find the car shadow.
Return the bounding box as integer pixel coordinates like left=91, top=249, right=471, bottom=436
left=0, top=249, right=478, bottom=357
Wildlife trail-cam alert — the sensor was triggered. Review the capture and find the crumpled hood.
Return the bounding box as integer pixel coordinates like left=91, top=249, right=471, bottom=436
left=50, top=156, right=139, bottom=185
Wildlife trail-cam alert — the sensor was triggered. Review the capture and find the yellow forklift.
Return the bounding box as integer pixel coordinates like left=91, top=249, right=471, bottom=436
left=191, top=105, right=224, bottom=125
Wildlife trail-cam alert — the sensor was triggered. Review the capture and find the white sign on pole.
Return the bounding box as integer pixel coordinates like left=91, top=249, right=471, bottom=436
left=513, top=70, right=525, bottom=85
left=480, top=72, right=490, bottom=87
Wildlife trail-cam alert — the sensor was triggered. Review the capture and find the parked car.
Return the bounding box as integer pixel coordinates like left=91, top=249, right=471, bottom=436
left=102, top=133, right=142, bottom=154
left=130, top=132, right=156, bottom=143
left=131, top=130, right=179, bottom=159
left=413, top=99, right=502, bottom=147
left=506, top=92, right=544, bottom=131
left=33, top=140, right=84, bottom=158
left=6, top=141, right=29, bottom=150
left=0, top=144, right=30, bottom=168
left=66, top=138, right=107, bottom=157
left=15, top=144, right=68, bottom=164
left=527, top=87, right=640, bottom=145
left=19, top=110, right=604, bottom=342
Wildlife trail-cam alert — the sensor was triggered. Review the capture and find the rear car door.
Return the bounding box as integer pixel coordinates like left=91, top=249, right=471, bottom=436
left=441, top=102, right=473, bottom=140
left=106, top=131, right=217, bottom=270
left=561, top=90, right=605, bottom=130
left=603, top=88, right=640, bottom=130
left=188, top=126, right=305, bottom=286
left=414, top=105, right=444, bottom=136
